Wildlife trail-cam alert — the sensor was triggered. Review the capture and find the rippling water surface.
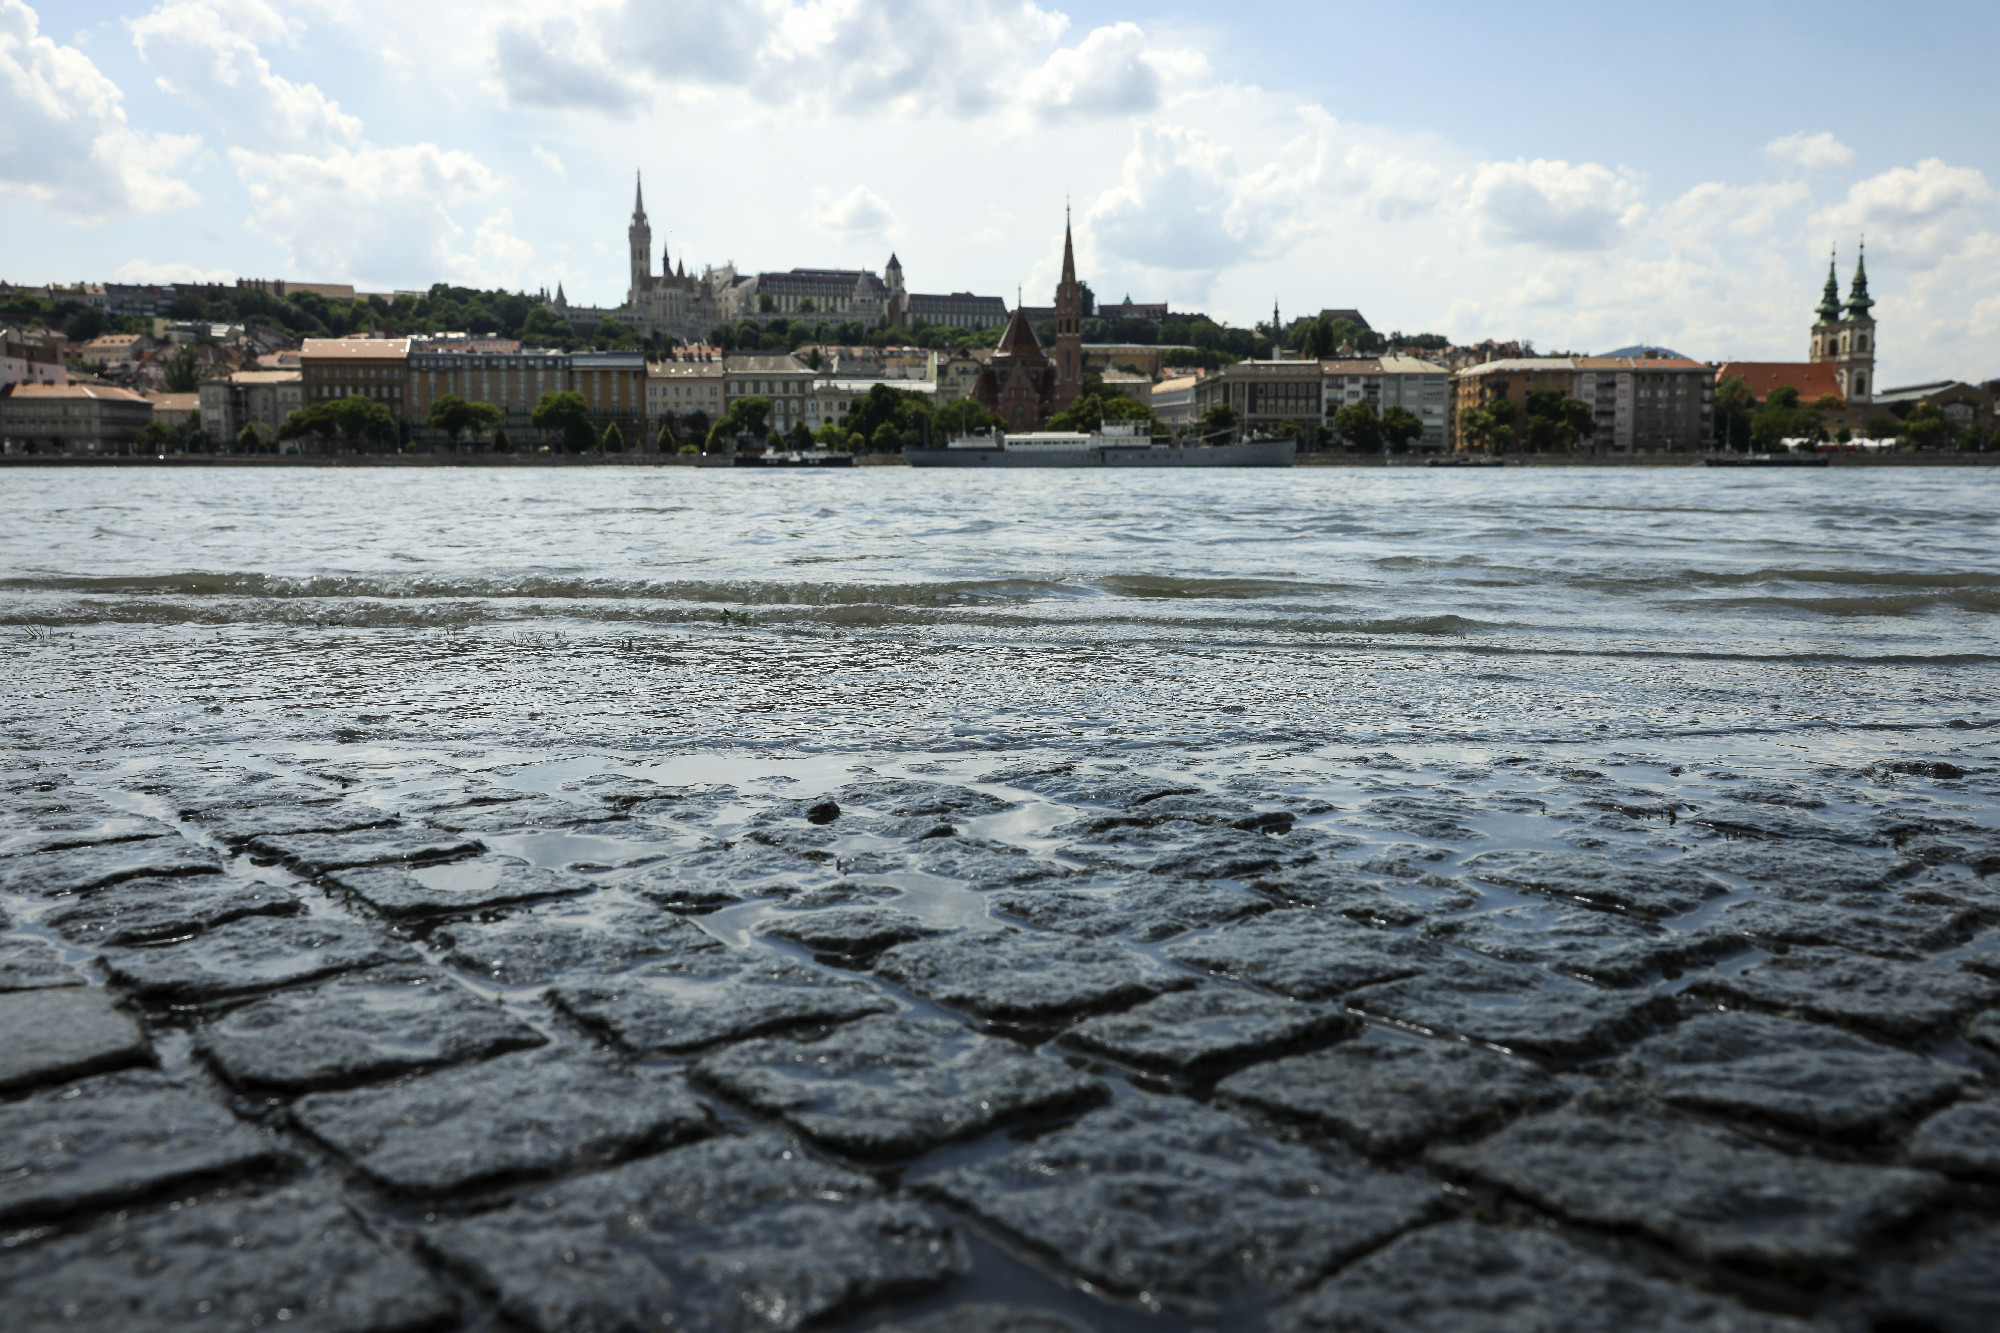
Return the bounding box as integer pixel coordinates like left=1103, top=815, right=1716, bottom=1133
left=4, top=466, right=1999, bottom=1329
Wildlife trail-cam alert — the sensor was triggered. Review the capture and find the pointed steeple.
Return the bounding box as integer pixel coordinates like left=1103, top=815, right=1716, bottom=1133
left=1816, top=248, right=1842, bottom=323
left=886, top=252, right=902, bottom=272
left=1060, top=211, right=1077, bottom=290
left=1846, top=240, right=1874, bottom=318
left=555, top=282, right=567, bottom=307
left=633, top=171, right=646, bottom=222
left=995, top=306, right=1044, bottom=359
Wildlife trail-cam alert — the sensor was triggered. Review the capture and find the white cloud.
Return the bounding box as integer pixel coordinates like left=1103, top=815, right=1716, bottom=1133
left=129, top=0, right=361, bottom=152
left=115, top=258, right=235, bottom=283
left=0, top=0, right=198, bottom=217
left=492, top=11, right=646, bottom=116
left=530, top=142, right=565, bottom=176
left=806, top=185, right=898, bottom=243
left=1815, top=157, right=1995, bottom=268
left=485, top=2, right=1204, bottom=125
left=1467, top=158, right=1642, bottom=251
left=1763, top=131, right=1854, bottom=170
left=230, top=142, right=499, bottom=283
left=1087, top=125, right=1251, bottom=283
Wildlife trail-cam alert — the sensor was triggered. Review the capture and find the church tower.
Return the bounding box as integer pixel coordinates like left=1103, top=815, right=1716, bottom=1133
left=1837, top=245, right=1876, bottom=404
left=1808, top=242, right=1877, bottom=404
left=1051, top=210, right=1084, bottom=413
left=884, top=253, right=906, bottom=327
left=627, top=172, right=653, bottom=307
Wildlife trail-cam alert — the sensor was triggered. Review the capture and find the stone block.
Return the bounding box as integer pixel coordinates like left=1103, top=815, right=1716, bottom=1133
left=427, top=1133, right=967, bottom=1332
left=1684, top=839, right=1913, bottom=895
left=1426, top=904, right=1745, bottom=986
left=1461, top=849, right=1726, bottom=918
left=0, top=988, right=151, bottom=1093
left=184, top=801, right=395, bottom=848
left=435, top=899, right=723, bottom=985
left=1347, top=960, right=1680, bottom=1060
left=874, top=1304, right=1088, bottom=1333
left=0, top=837, right=221, bottom=897
left=0, top=934, right=84, bottom=990
left=295, top=1049, right=711, bottom=1194
left=1873, top=1223, right=2000, bottom=1333
left=1909, top=1100, right=2000, bottom=1177
left=554, top=952, right=895, bottom=1054
left=923, top=1097, right=1438, bottom=1311
left=1685, top=948, right=2000, bottom=1039
left=1616, top=1011, right=1969, bottom=1137
left=1429, top=1106, right=1945, bottom=1267
left=196, top=964, right=546, bottom=1091
left=246, top=828, right=482, bottom=875
left=989, top=880, right=1271, bottom=943
left=42, top=875, right=303, bottom=946
left=694, top=1015, right=1103, bottom=1160
left=0, top=1071, right=278, bottom=1224
left=1064, top=986, right=1357, bottom=1076
left=1277, top=1221, right=1815, bottom=1333
left=1164, top=909, right=1444, bottom=1000
left=328, top=857, right=589, bottom=919
left=1218, top=1039, right=1562, bottom=1156
left=875, top=928, right=1188, bottom=1022
left=0, top=1185, right=452, bottom=1333
left=102, top=916, right=415, bottom=1002
left=758, top=905, right=942, bottom=956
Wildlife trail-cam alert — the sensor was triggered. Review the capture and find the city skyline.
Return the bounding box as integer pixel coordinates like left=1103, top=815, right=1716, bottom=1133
left=2, top=1, right=1995, bottom=387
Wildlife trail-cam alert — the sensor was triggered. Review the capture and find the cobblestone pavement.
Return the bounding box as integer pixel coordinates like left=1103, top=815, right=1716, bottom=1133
left=2, top=709, right=1997, bottom=1333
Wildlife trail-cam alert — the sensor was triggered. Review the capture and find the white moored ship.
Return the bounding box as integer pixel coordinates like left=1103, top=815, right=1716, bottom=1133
left=905, top=423, right=1295, bottom=468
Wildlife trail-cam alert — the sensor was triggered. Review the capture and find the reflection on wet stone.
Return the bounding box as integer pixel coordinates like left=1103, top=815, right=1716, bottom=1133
left=246, top=827, right=484, bottom=875
left=41, top=874, right=303, bottom=946
left=329, top=856, right=588, bottom=918
left=694, top=1014, right=1104, bottom=1159
left=988, top=878, right=1272, bottom=941
left=1165, top=909, right=1444, bottom=1000
left=554, top=952, right=895, bottom=1053
left=1425, top=904, right=1746, bottom=986
left=0, top=836, right=223, bottom=897
left=758, top=904, right=941, bottom=955
left=0, top=933, right=85, bottom=990
left=101, top=914, right=417, bottom=1001
left=434, top=899, right=722, bottom=985
left=1460, top=849, right=1727, bottom=918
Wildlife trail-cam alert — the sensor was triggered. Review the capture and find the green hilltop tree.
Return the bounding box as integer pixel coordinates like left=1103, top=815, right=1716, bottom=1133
left=602, top=422, right=625, bottom=453
left=426, top=394, right=502, bottom=450
left=162, top=344, right=201, bottom=393
left=530, top=390, right=595, bottom=454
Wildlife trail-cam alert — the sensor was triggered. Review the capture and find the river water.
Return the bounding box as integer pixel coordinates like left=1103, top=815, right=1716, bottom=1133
left=3, top=465, right=1999, bottom=1328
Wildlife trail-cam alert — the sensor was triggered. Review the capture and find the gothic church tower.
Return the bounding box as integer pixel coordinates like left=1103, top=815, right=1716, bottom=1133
left=1051, top=211, right=1084, bottom=414
left=627, top=173, right=653, bottom=308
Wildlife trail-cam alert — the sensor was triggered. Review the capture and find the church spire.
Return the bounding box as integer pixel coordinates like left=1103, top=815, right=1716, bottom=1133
left=1846, top=240, right=1874, bottom=318
left=1816, top=247, right=1842, bottom=323
left=633, top=171, right=646, bottom=222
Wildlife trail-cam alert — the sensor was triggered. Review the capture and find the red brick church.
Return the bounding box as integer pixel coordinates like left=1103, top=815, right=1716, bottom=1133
left=975, top=215, right=1086, bottom=429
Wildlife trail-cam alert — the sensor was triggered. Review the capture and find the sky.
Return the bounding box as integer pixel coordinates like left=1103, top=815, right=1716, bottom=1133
left=3, top=0, right=1996, bottom=385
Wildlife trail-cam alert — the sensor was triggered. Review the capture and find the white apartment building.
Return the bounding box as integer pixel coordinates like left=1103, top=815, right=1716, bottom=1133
left=1322, top=355, right=1451, bottom=450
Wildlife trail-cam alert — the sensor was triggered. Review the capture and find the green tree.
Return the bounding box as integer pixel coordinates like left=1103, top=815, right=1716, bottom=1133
left=1332, top=401, right=1384, bottom=452
left=162, top=343, right=202, bottom=392
left=1197, top=402, right=1239, bottom=440
left=840, top=383, right=933, bottom=444
left=521, top=306, right=578, bottom=350
left=592, top=318, right=641, bottom=351
left=933, top=398, right=1004, bottom=439
left=235, top=422, right=262, bottom=453
left=601, top=422, right=625, bottom=453
left=1714, top=375, right=1755, bottom=450
left=1459, top=399, right=1518, bottom=454
left=656, top=422, right=677, bottom=452
left=1903, top=404, right=1951, bottom=450
left=1522, top=388, right=1595, bottom=452
left=705, top=396, right=771, bottom=453
left=491, top=426, right=512, bottom=454
left=871, top=422, right=905, bottom=453
left=787, top=421, right=813, bottom=450
left=1748, top=385, right=1823, bottom=451
left=1379, top=405, right=1426, bottom=453
left=1047, top=389, right=1158, bottom=434
left=531, top=390, right=596, bottom=454
left=426, top=394, right=502, bottom=449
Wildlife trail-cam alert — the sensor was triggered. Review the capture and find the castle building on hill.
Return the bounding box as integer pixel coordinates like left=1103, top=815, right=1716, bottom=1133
left=545, top=170, right=1012, bottom=345
left=1808, top=245, right=1876, bottom=404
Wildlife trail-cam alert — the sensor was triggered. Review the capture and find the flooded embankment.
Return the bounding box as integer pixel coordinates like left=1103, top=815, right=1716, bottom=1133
left=2, top=467, right=1997, bottom=1330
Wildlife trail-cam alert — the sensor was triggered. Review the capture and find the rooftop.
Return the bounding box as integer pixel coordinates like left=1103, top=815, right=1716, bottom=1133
left=4, top=382, right=150, bottom=402
left=300, top=337, right=411, bottom=359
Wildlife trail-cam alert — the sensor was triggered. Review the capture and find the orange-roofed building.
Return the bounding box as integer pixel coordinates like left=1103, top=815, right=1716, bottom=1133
left=1713, top=361, right=1845, bottom=406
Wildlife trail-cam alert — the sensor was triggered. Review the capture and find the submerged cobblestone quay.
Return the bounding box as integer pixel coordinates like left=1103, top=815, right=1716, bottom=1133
left=2, top=467, right=1999, bottom=1331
